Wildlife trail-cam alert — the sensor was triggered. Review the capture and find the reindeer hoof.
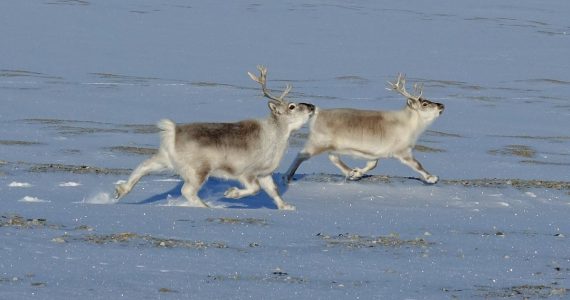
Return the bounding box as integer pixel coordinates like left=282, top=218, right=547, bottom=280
left=278, top=203, right=296, bottom=211
left=348, top=169, right=364, bottom=181
left=114, top=184, right=128, bottom=199
left=224, top=187, right=242, bottom=199
left=424, top=175, right=439, bottom=184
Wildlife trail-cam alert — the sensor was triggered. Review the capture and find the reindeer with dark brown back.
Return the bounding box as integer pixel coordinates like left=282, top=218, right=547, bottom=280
left=115, top=66, right=315, bottom=210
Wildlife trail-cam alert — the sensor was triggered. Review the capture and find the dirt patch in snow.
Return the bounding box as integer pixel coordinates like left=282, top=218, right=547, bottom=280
left=299, top=173, right=570, bottom=191
left=0, top=215, right=61, bottom=230
left=27, top=163, right=131, bottom=175
left=105, top=146, right=158, bottom=156
left=317, top=233, right=432, bottom=249
left=477, top=284, right=567, bottom=299
left=206, top=217, right=268, bottom=226
left=54, top=232, right=228, bottom=250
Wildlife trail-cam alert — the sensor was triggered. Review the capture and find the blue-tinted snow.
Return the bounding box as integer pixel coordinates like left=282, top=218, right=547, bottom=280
left=1, top=1, right=569, bottom=299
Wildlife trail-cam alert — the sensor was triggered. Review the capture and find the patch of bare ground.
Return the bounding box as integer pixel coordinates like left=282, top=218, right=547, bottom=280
left=477, top=284, right=567, bottom=299
left=45, top=0, right=89, bottom=6
left=0, top=273, right=45, bottom=288
left=120, top=124, right=160, bottom=134
left=0, top=160, right=6, bottom=176
left=23, top=119, right=126, bottom=135
left=488, top=144, right=569, bottom=166
left=414, top=144, right=446, bottom=153
left=0, top=214, right=94, bottom=232
left=317, top=233, right=432, bottom=249
left=489, top=144, right=536, bottom=158
left=206, top=217, right=268, bottom=226
left=0, top=215, right=62, bottom=230
left=490, top=134, right=570, bottom=143
left=4, top=160, right=132, bottom=175
left=27, top=163, right=131, bottom=175
left=335, top=75, right=370, bottom=85
left=300, top=174, right=570, bottom=191
left=426, top=130, right=463, bottom=138
left=443, top=178, right=570, bottom=191
left=206, top=268, right=306, bottom=284
left=158, top=288, right=179, bottom=294
left=0, top=140, right=43, bottom=146
left=106, top=146, right=157, bottom=156
left=521, top=160, right=570, bottom=166
left=0, top=69, right=62, bottom=80
left=22, top=119, right=160, bottom=135
left=53, top=232, right=228, bottom=250
left=517, top=78, right=570, bottom=85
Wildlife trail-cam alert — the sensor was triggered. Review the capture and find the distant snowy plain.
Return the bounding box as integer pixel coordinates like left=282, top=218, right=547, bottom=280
left=1, top=1, right=569, bottom=299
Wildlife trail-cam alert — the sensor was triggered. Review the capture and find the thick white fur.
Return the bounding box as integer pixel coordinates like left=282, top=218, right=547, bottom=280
left=284, top=97, right=444, bottom=183
left=115, top=101, right=314, bottom=210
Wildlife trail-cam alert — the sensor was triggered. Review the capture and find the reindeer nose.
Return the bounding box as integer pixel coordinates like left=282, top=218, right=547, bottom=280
left=437, top=103, right=445, bottom=114
left=302, top=103, right=315, bottom=112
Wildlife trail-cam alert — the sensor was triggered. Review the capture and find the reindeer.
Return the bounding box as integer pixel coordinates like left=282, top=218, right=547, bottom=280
left=115, top=66, right=315, bottom=210
left=284, top=74, right=444, bottom=184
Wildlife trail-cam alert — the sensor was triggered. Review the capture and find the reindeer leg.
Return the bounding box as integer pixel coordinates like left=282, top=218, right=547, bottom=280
left=327, top=154, right=355, bottom=178
left=348, top=160, right=378, bottom=180
left=395, top=151, right=438, bottom=184
left=259, top=175, right=295, bottom=210
left=284, top=152, right=311, bottom=184
left=180, top=167, right=210, bottom=208
left=284, top=144, right=329, bottom=184
left=115, top=154, right=168, bottom=199
left=224, top=175, right=260, bottom=199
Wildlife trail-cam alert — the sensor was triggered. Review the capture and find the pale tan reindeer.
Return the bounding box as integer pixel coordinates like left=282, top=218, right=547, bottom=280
left=284, top=74, right=444, bottom=184
left=115, top=66, right=315, bottom=210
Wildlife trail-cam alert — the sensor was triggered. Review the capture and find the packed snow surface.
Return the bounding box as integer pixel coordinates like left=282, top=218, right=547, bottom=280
left=1, top=1, right=569, bottom=299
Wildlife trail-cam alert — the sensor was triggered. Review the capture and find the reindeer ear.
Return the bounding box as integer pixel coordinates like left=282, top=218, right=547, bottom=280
left=268, top=102, right=282, bottom=115
left=407, top=98, right=416, bottom=108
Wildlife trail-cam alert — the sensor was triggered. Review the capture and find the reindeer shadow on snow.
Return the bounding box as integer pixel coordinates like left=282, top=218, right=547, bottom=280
left=134, top=173, right=291, bottom=210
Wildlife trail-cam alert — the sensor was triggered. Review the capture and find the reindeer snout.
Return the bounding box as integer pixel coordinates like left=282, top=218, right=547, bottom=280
left=301, top=103, right=316, bottom=113
left=437, top=103, right=445, bottom=114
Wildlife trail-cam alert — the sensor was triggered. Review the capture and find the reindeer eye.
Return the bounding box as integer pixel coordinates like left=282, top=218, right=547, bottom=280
left=288, top=104, right=296, bottom=110
left=421, top=102, right=428, bottom=107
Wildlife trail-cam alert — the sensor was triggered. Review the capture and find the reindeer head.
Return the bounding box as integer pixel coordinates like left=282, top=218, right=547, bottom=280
left=387, top=73, right=445, bottom=123
left=248, top=65, right=315, bottom=131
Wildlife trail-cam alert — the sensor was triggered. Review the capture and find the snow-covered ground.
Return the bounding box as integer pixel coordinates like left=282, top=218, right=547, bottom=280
left=1, top=1, right=569, bottom=299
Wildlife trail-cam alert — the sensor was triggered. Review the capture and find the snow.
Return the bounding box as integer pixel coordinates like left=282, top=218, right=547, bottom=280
left=1, top=0, right=569, bottom=299
left=17, top=196, right=49, bottom=203
left=58, top=182, right=82, bottom=187
left=8, top=182, right=32, bottom=188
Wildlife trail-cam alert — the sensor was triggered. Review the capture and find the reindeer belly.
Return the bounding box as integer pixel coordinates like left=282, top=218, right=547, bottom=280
left=333, top=137, right=411, bottom=160
left=210, top=147, right=282, bottom=178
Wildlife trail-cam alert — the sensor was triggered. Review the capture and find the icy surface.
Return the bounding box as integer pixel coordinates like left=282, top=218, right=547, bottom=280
left=1, top=1, right=569, bottom=299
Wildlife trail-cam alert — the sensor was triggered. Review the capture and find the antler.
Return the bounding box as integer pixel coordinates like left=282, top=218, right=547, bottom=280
left=386, top=73, right=423, bottom=100
left=248, top=65, right=291, bottom=103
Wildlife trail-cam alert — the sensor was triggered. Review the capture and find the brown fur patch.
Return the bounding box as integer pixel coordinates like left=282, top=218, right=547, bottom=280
left=318, top=109, right=397, bottom=139
left=219, top=164, right=236, bottom=176
left=196, top=166, right=210, bottom=183
left=175, top=120, right=261, bottom=150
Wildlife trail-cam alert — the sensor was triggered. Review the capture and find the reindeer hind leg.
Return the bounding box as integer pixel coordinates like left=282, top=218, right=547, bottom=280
left=115, top=154, right=169, bottom=199
left=348, top=159, right=378, bottom=180
left=224, top=175, right=260, bottom=199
